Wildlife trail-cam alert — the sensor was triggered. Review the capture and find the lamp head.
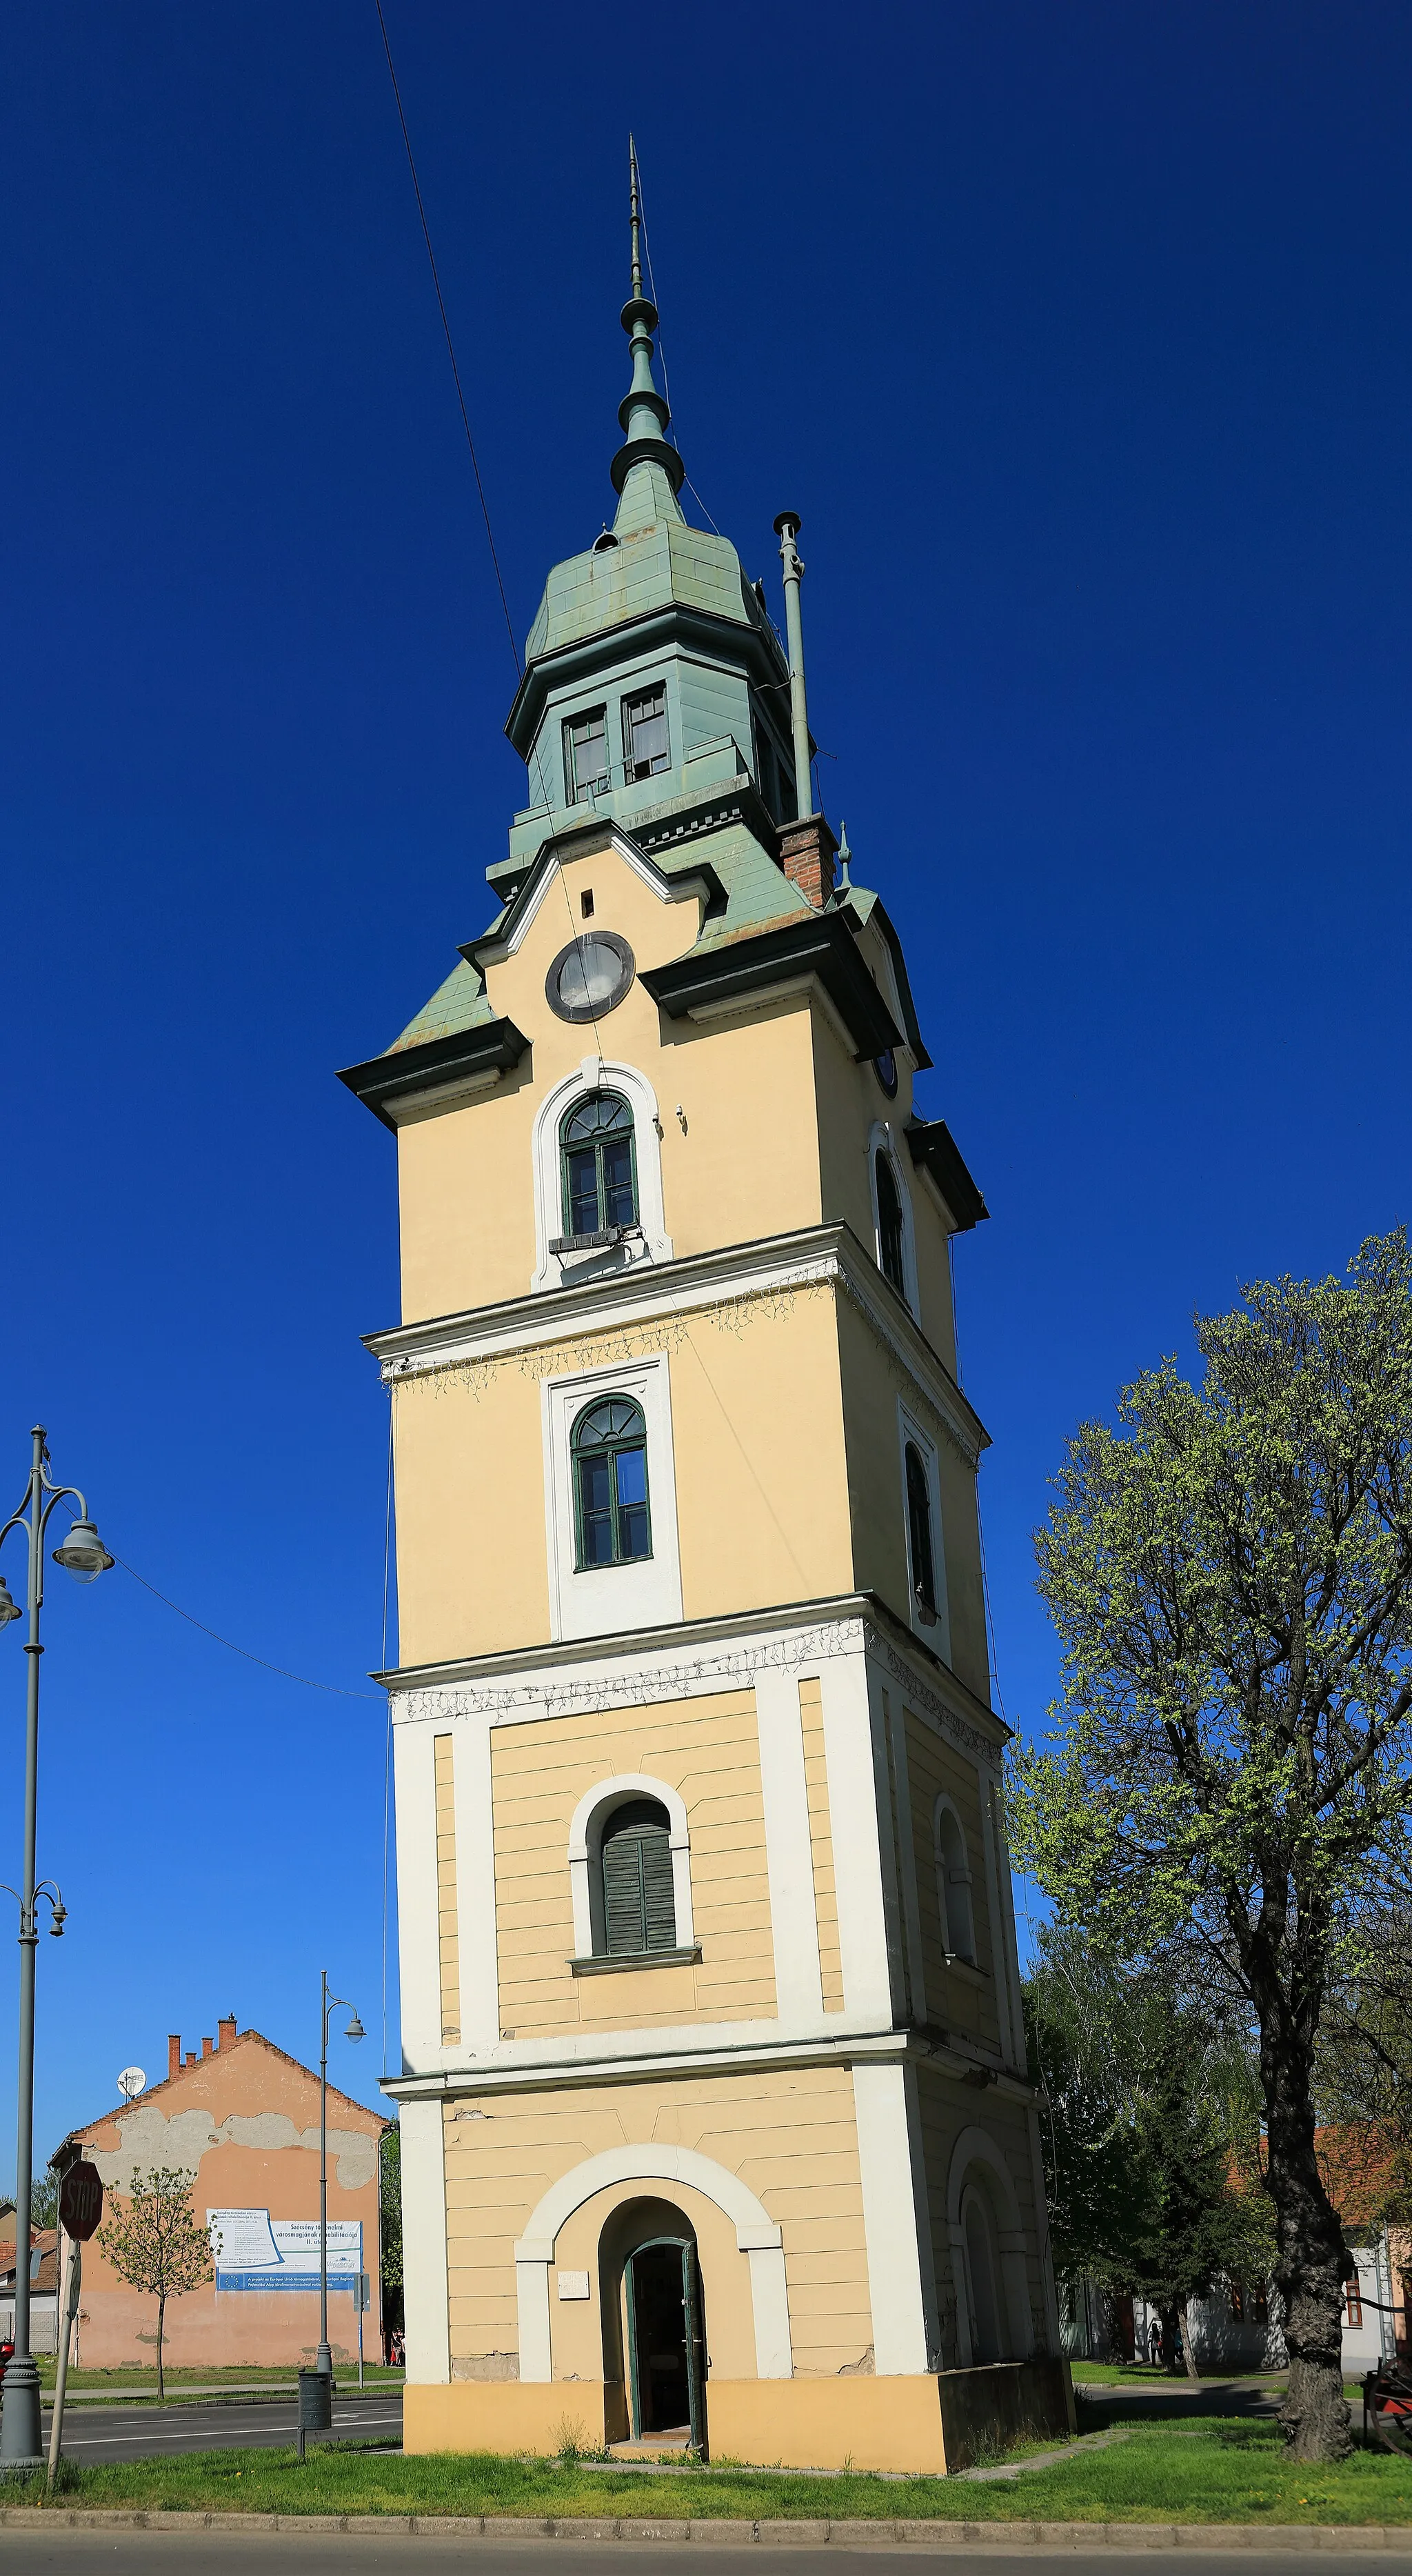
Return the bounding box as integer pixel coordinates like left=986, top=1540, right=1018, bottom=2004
left=345, top=2013, right=365, bottom=2044
left=52, top=1519, right=115, bottom=1585
left=0, top=1575, right=20, bottom=1628
left=49, top=1901, right=65, bottom=1938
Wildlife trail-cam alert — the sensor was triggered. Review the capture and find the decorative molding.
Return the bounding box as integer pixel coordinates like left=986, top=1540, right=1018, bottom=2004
left=390, top=1611, right=1005, bottom=1784
left=512, top=2143, right=791, bottom=2386
left=865, top=1633, right=1001, bottom=1770
left=366, top=1222, right=987, bottom=1472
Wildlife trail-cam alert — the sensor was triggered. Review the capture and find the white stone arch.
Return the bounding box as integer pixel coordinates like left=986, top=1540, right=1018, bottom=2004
left=512, top=2144, right=790, bottom=2383
left=532, top=1059, right=672, bottom=1291
left=867, top=1117, right=918, bottom=1319
left=933, top=1793, right=976, bottom=1963
left=945, top=2124, right=1033, bottom=2368
left=567, top=1773, right=694, bottom=1959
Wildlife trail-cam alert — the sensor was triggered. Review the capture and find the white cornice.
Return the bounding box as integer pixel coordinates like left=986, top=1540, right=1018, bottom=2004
left=367, top=1221, right=988, bottom=1466
left=380, top=2024, right=1036, bottom=2108
left=381, top=1595, right=1007, bottom=1768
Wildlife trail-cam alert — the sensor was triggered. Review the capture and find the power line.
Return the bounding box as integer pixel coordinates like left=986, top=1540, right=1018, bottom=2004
left=374, top=0, right=521, bottom=675
left=114, top=1555, right=381, bottom=1701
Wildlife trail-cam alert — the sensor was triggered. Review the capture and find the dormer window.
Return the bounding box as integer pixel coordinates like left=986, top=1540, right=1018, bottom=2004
left=565, top=707, right=609, bottom=805
left=623, top=687, right=669, bottom=783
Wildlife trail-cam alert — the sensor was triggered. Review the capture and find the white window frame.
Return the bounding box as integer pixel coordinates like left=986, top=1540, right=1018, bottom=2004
left=542, top=1351, right=683, bottom=1643
left=567, top=1773, right=694, bottom=1959
left=898, top=1401, right=951, bottom=1659
left=934, top=1795, right=976, bottom=1964
left=531, top=1059, right=672, bottom=1293
left=867, top=1120, right=918, bottom=1319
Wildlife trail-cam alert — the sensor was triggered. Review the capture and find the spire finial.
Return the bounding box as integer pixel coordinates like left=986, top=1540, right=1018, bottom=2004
left=629, top=136, right=644, bottom=302
left=837, top=822, right=852, bottom=892
left=609, top=138, right=685, bottom=525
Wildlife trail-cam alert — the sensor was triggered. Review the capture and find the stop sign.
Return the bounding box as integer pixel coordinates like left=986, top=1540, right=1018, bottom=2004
left=59, top=2161, right=103, bottom=2242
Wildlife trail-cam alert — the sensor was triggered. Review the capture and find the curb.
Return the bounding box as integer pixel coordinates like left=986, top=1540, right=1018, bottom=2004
left=0, top=2510, right=1409, bottom=2548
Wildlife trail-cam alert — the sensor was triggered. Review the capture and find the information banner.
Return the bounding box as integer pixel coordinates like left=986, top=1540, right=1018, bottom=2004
left=208, top=2209, right=362, bottom=2293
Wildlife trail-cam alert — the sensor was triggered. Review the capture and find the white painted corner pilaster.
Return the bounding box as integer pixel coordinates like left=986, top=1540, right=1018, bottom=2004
left=818, top=1654, right=893, bottom=2021
left=399, top=2097, right=450, bottom=2386
left=393, top=1715, right=443, bottom=2073
left=454, top=1710, right=501, bottom=2055
left=754, top=1666, right=825, bottom=2028
left=852, top=2060, right=940, bottom=2375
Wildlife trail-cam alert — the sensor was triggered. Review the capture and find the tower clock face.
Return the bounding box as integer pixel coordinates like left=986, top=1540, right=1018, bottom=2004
left=545, top=932, right=636, bottom=1023
left=874, top=1048, right=898, bottom=1097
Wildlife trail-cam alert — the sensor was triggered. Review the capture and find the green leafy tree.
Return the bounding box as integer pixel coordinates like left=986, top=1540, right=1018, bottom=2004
left=1025, top=1927, right=1272, bottom=2372
left=379, top=2126, right=402, bottom=2293
left=99, top=2166, right=212, bottom=2398
left=1009, top=1231, right=1412, bottom=2462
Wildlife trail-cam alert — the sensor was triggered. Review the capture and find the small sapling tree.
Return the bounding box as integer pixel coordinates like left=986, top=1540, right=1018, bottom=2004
left=1011, top=1232, right=1412, bottom=2461
left=99, top=2166, right=213, bottom=2398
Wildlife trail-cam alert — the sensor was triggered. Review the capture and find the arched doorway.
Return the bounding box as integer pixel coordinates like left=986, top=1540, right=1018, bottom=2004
left=599, top=2197, right=707, bottom=2453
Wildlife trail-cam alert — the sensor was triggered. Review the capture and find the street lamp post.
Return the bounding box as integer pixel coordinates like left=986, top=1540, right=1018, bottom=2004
left=316, top=1970, right=364, bottom=2382
left=0, top=1428, right=112, bottom=2469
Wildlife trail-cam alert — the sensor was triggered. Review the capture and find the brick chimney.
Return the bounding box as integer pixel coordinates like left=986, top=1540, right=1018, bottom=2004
left=778, top=813, right=838, bottom=911
left=185, top=2050, right=197, bottom=2068
left=217, top=2015, right=236, bottom=2050
left=168, top=2033, right=181, bottom=2081
left=201, top=2036, right=214, bottom=2059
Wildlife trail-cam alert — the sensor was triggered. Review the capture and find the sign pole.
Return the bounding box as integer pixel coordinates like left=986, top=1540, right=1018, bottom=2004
left=44, top=2237, right=81, bottom=2495
left=46, top=2158, right=103, bottom=2492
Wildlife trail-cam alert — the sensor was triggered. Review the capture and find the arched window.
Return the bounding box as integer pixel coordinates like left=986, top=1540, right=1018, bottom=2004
left=905, top=1441, right=936, bottom=1618
left=600, top=1799, right=677, bottom=1955
left=876, top=1152, right=907, bottom=1296
left=936, top=1802, right=976, bottom=1963
left=572, top=1397, right=652, bottom=1568
left=561, top=1092, right=638, bottom=1240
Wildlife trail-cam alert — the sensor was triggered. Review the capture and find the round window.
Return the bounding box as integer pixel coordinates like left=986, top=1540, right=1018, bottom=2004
left=545, top=932, right=636, bottom=1024
left=874, top=1048, right=898, bottom=1098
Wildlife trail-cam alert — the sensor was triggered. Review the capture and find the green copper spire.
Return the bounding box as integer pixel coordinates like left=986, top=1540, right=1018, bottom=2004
left=610, top=139, right=685, bottom=533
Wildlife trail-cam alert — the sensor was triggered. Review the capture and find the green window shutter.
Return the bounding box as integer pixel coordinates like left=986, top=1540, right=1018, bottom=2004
left=640, top=1831, right=676, bottom=1951
left=601, top=1801, right=676, bottom=1955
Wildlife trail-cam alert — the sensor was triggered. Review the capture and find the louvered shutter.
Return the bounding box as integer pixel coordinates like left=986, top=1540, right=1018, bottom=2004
left=601, top=1801, right=676, bottom=1956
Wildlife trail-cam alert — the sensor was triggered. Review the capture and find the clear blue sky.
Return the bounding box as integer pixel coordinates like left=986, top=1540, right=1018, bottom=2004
left=2, top=1, right=1409, bottom=2175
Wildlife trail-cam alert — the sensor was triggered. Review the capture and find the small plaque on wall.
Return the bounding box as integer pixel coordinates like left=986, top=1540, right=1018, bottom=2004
left=556, top=2270, right=591, bottom=2301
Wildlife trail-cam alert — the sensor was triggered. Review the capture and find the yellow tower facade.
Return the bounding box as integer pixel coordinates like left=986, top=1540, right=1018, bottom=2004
left=341, top=203, right=1070, bottom=2473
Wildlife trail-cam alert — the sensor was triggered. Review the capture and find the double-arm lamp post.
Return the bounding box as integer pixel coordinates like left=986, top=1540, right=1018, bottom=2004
left=316, top=1970, right=364, bottom=2381
left=0, top=1428, right=113, bottom=2468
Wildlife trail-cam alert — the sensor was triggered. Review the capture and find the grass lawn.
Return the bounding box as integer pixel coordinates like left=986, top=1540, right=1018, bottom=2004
left=33, top=2364, right=405, bottom=2392
left=4, top=2421, right=1410, bottom=2525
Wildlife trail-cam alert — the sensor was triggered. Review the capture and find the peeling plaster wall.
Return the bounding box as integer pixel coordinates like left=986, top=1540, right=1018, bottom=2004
left=68, top=2033, right=387, bottom=2370
left=90, top=2107, right=377, bottom=2195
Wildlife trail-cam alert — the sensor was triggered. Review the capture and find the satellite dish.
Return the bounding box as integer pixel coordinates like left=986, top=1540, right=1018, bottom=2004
left=117, top=2066, right=146, bottom=2102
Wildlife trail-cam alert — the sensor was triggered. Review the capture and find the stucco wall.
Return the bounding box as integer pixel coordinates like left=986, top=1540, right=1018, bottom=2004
left=489, top=1687, right=775, bottom=2039
left=69, top=2033, right=385, bottom=2369
left=391, top=1285, right=854, bottom=1670
left=441, top=2064, right=873, bottom=2383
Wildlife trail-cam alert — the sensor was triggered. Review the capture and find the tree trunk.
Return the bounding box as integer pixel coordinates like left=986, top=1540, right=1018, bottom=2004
left=156, top=2293, right=165, bottom=2404
left=1178, top=2296, right=1200, bottom=2381
left=1158, top=2302, right=1180, bottom=2373
left=1258, top=1999, right=1351, bottom=2460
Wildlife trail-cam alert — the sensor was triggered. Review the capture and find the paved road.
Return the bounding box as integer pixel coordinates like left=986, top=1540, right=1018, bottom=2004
left=41, top=2390, right=402, bottom=2464
left=5, top=2538, right=1409, bottom=2573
